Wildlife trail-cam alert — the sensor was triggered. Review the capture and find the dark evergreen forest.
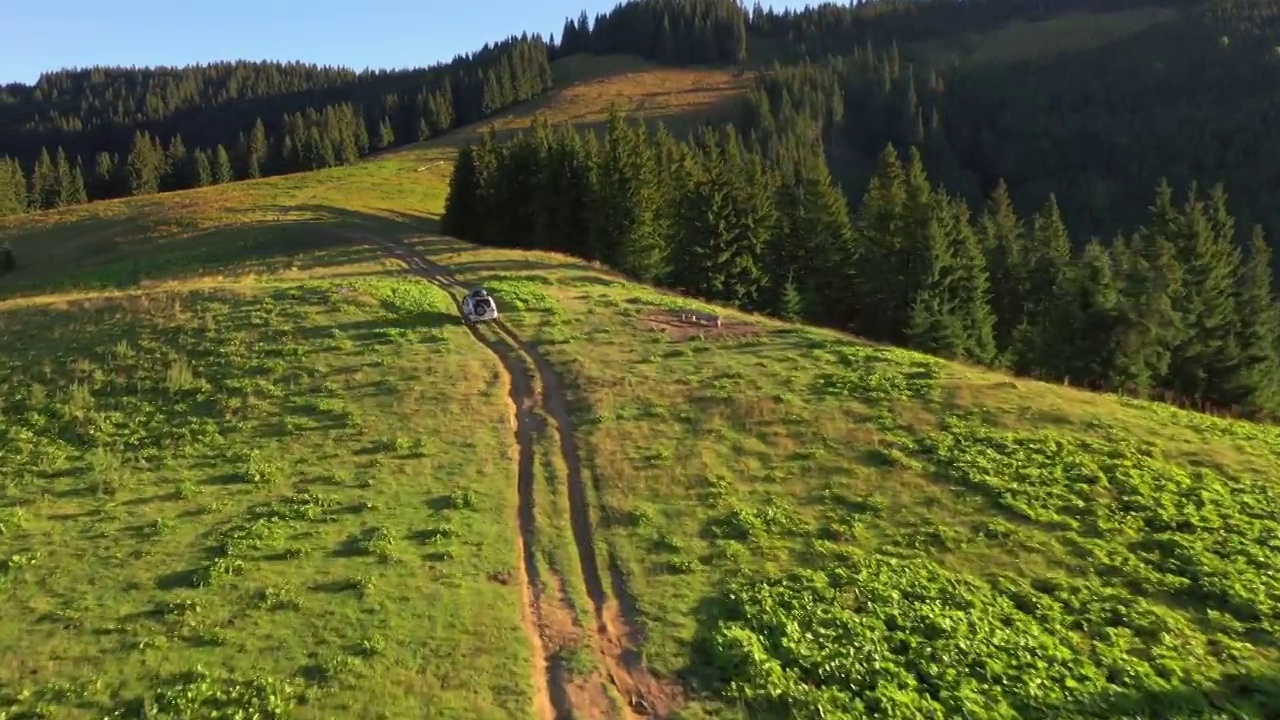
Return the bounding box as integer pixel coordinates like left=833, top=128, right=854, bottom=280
left=0, top=35, right=554, bottom=209
left=7, top=0, right=1280, bottom=416
left=443, top=0, right=1280, bottom=419
left=443, top=111, right=1280, bottom=419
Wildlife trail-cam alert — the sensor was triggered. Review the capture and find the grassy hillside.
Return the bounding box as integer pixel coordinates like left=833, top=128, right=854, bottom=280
left=908, top=6, right=1185, bottom=68
left=4, top=51, right=1280, bottom=720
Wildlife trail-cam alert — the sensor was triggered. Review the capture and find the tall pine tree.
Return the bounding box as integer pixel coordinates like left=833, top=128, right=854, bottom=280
left=126, top=131, right=161, bottom=196
left=0, top=157, right=28, bottom=216
left=1227, top=226, right=1280, bottom=416
left=30, top=148, right=56, bottom=209
left=589, top=109, right=666, bottom=281
left=246, top=118, right=268, bottom=178
left=53, top=147, right=74, bottom=207
left=213, top=145, right=233, bottom=184
left=977, top=179, right=1027, bottom=363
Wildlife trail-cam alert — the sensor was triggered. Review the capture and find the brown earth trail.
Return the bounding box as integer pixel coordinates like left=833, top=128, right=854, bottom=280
left=374, top=235, right=680, bottom=719
left=369, top=237, right=620, bottom=719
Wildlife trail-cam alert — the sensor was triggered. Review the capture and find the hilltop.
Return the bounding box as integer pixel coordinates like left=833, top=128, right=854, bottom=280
left=5, top=0, right=1280, bottom=718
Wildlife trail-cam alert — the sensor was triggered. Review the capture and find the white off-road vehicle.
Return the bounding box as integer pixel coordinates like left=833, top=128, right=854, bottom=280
left=461, top=287, right=498, bottom=325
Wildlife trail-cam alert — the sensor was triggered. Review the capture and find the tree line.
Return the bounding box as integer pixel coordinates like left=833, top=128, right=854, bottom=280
left=552, top=0, right=1197, bottom=67
left=0, top=35, right=552, bottom=217
left=442, top=111, right=1280, bottom=419
left=555, top=0, right=1280, bottom=275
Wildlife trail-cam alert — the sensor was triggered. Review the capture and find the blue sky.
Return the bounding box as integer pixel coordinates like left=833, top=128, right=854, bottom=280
left=2, top=0, right=816, bottom=85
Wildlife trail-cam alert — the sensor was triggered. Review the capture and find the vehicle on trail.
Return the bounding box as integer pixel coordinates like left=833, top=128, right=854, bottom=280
left=461, top=287, right=498, bottom=325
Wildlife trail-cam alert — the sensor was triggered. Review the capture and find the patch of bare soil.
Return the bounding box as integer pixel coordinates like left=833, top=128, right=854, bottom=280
left=641, top=309, right=761, bottom=341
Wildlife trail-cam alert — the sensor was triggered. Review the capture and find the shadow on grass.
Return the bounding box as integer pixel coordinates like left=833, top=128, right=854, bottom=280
left=309, top=578, right=362, bottom=594
left=303, top=315, right=458, bottom=344
left=0, top=204, right=439, bottom=300
left=154, top=567, right=202, bottom=591
left=451, top=259, right=583, bottom=275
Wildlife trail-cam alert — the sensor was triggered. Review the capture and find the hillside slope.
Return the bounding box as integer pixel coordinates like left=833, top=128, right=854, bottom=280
left=3, top=52, right=1280, bottom=720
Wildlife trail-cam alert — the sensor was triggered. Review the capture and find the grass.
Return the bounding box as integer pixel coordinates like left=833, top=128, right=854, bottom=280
left=910, top=6, right=1185, bottom=68
left=386, top=53, right=753, bottom=153
left=3, top=50, right=1280, bottom=719
left=416, top=239, right=1280, bottom=718
left=0, top=271, right=531, bottom=718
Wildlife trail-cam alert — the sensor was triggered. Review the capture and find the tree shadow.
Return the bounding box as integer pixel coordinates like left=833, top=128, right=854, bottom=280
left=0, top=205, right=413, bottom=301
left=309, top=578, right=362, bottom=594
left=425, top=494, right=461, bottom=512
left=451, top=259, right=582, bottom=275
left=153, top=567, right=201, bottom=591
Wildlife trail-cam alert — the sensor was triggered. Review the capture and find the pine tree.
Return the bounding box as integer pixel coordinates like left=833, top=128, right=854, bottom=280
left=669, top=133, right=725, bottom=296
left=671, top=128, right=770, bottom=307
left=977, top=179, right=1027, bottom=361
left=776, top=273, right=805, bottom=321
left=164, top=134, right=188, bottom=191
left=30, top=148, right=55, bottom=209
left=301, top=125, right=324, bottom=170
left=376, top=117, right=395, bottom=150
left=1229, top=226, right=1280, bottom=416
left=783, top=148, right=855, bottom=326
left=441, top=143, right=479, bottom=239
left=495, top=131, right=541, bottom=247
left=946, top=197, right=997, bottom=363
left=589, top=109, right=666, bottom=281
left=213, top=145, right=233, bottom=184
left=68, top=159, right=88, bottom=205
left=1110, top=227, right=1183, bottom=395
left=0, top=157, right=29, bottom=216
left=332, top=111, right=360, bottom=165
left=53, top=148, right=74, bottom=207
left=1058, top=240, right=1123, bottom=388
left=192, top=149, right=212, bottom=187
left=720, top=130, right=777, bottom=310
left=232, top=130, right=249, bottom=178
left=246, top=118, right=267, bottom=178
left=126, top=132, right=161, bottom=196
left=355, top=115, right=371, bottom=155
left=551, top=125, right=598, bottom=258
left=316, top=125, right=337, bottom=168
left=469, top=125, right=505, bottom=244
left=900, top=148, right=973, bottom=359
left=1013, top=194, right=1073, bottom=376
left=92, top=152, right=117, bottom=199
left=850, top=143, right=909, bottom=342
left=1167, top=183, right=1242, bottom=405
left=526, top=116, right=560, bottom=251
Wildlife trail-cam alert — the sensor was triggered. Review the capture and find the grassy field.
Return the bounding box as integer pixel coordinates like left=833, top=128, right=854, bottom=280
left=410, top=236, right=1280, bottom=719
left=4, top=49, right=1280, bottom=719
left=0, top=261, right=532, bottom=718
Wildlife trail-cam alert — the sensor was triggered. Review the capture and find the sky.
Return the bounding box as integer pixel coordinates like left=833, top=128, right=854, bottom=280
left=1, top=0, right=818, bottom=85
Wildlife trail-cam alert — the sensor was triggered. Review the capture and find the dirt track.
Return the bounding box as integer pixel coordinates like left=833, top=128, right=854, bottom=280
left=374, top=236, right=678, bottom=719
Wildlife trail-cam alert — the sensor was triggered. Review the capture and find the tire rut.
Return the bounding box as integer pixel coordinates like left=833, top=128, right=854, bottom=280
left=373, top=239, right=619, bottom=720
left=376, top=236, right=680, bottom=718
left=488, top=316, right=679, bottom=720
